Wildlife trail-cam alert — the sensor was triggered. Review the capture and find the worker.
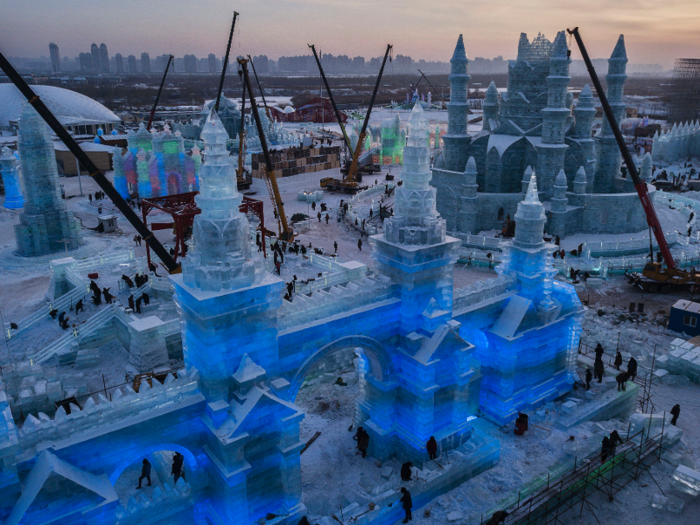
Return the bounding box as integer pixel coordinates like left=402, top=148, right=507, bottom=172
left=484, top=511, right=510, bottom=525
left=128, top=295, right=135, bottom=311
left=615, top=371, right=630, bottom=391
left=671, top=404, right=681, bottom=426
left=334, top=241, right=338, bottom=254
left=135, top=297, right=142, bottom=314
left=369, top=208, right=373, bottom=219
left=172, top=452, right=185, bottom=483
left=594, top=358, right=604, bottom=384
left=148, top=262, right=160, bottom=277
left=317, top=211, right=322, bottom=222
left=400, top=461, right=413, bottom=481
left=357, top=428, right=369, bottom=458
left=400, top=487, right=412, bottom=523
left=577, top=244, right=583, bottom=257
left=103, top=288, right=113, bottom=304
left=426, top=436, right=438, bottom=460
left=136, top=458, right=152, bottom=489
left=75, top=299, right=84, bottom=316
left=627, top=357, right=638, bottom=380
left=585, top=368, right=592, bottom=390
left=594, top=343, right=605, bottom=362
left=358, top=238, right=362, bottom=251
left=610, top=430, right=623, bottom=456
left=89, top=193, right=93, bottom=203
left=613, top=351, right=622, bottom=371
left=555, top=235, right=560, bottom=246
left=325, top=213, right=329, bottom=224
left=600, top=436, right=613, bottom=464
left=142, top=292, right=150, bottom=306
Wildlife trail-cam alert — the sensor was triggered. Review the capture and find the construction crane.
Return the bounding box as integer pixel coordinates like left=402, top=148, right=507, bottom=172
left=215, top=11, right=238, bottom=113
left=238, top=57, right=294, bottom=242
left=417, top=69, right=442, bottom=107
left=146, top=54, right=173, bottom=131
left=308, top=44, right=352, bottom=152
left=236, top=66, right=250, bottom=190
left=567, top=28, right=700, bottom=293
left=248, top=55, right=271, bottom=121
left=0, top=50, right=180, bottom=273
left=320, top=44, right=392, bottom=194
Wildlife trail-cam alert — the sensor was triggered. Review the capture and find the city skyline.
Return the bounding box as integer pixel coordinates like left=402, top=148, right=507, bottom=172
left=1, top=1, right=699, bottom=68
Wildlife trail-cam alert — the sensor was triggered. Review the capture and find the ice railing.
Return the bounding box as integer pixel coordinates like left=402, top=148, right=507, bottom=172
left=15, top=367, right=201, bottom=446
left=74, top=249, right=136, bottom=272
left=654, top=189, right=700, bottom=218
left=581, top=231, right=680, bottom=258
left=452, top=275, right=516, bottom=311
left=278, top=274, right=394, bottom=330
left=294, top=253, right=368, bottom=295
left=449, top=231, right=503, bottom=251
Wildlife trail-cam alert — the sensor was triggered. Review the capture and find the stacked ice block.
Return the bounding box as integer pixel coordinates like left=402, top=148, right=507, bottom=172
left=664, top=338, right=700, bottom=383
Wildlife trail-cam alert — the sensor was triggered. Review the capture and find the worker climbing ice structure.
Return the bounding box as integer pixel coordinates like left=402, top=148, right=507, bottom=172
left=13, top=103, right=82, bottom=256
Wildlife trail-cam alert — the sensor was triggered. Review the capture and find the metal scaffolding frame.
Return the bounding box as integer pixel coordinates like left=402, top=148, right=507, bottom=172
left=668, top=58, right=700, bottom=124
left=489, top=423, right=667, bottom=525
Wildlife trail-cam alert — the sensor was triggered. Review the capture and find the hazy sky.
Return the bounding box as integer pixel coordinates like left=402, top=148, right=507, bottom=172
left=1, top=0, right=699, bottom=67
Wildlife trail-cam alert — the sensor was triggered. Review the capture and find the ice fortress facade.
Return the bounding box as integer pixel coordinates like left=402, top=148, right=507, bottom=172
left=432, top=32, right=648, bottom=237
left=0, top=106, right=581, bottom=525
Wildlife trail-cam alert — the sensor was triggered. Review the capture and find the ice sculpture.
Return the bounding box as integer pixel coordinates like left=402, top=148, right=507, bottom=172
left=380, top=113, right=403, bottom=165
left=1, top=147, right=24, bottom=209
left=13, top=103, right=82, bottom=256
left=652, top=120, right=700, bottom=163
left=473, top=172, right=583, bottom=424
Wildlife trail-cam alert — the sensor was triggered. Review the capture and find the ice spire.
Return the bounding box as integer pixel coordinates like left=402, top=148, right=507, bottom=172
left=517, top=33, right=530, bottom=61
left=522, top=165, right=533, bottom=193
left=524, top=173, right=540, bottom=204
left=574, top=166, right=587, bottom=194
left=451, top=34, right=467, bottom=65
left=482, top=81, right=500, bottom=131
left=611, top=34, right=627, bottom=60
left=182, top=109, right=256, bottom=292
left=513, top=173, right=547, bottom=250
left=551, top=31, right=568, bottom=59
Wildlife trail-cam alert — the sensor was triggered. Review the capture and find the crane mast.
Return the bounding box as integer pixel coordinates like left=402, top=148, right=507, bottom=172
left=147, top=54, right=173, bottom=131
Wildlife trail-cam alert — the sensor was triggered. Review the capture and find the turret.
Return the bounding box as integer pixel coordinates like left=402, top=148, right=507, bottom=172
left=514, top=173, right=546, bottom=250
left=463, top=156, right=478, bottom=197
left=447, top=34, right=470, bottom=136
left=573, top=84, right=596, bottom=139
left=602, top=35, right=628, bottom=136
left=574, top=166, right=587, bottom=194
left=482, top=81, right=500, bottom=132
left=551, top=170, right=568, bottom=212
left=541, top=31, right=571, bottom=145
left=459, top=157, right=479, bottom=234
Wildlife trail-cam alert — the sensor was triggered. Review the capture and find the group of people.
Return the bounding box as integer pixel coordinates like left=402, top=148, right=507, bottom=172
left=584, top=344, right=638, bottom=392
left=136, top=452, right=186, bottom=489
left=88, top=191, right=107, bottom=203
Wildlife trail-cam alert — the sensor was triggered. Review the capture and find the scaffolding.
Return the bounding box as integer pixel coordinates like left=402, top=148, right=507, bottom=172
left=493, top=423, right=667, bottom=525
left=667, top=58, right=700, bottom=124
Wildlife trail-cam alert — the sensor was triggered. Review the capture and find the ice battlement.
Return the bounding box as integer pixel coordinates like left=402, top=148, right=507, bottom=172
left=13, top=368, right=202, bottom=451
left=278, top=274, right=394, bottom=330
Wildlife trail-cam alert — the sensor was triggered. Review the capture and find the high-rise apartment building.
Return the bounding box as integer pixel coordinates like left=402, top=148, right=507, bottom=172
left=115, top=53, right=124, bottom=74
left=127, top=55, right=137, bottom=74
left=99, top=43, right=110, bottom=73
left=184, top=54, right=197, bottom=73
left=90, top=43, right=100, bottom=71
left=141, top=52, right=151, bottom=73
left=49, top=43, right=60, bottom=72
left=208, top=54, right=217, bottom=73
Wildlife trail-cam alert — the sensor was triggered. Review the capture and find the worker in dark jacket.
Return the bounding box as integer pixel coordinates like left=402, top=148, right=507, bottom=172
left=400, top=487, right=412, bottom=523
left=614, top=351, right=623, bottom=371
left=594, top=358, right=604, bottom=383
left=627, top=357, right=638, bottom=380
left=585, top=368, right=592, bottom=390
left=426, top=436, right=438, bottom=460
left=601, top=436, right=613, bottom=464
left=616, top=371, right=630, bottom=391
left=594, top=343, right=605, bottom=361
left=400, top=461, right=413, bottom=481
left=610, top=430, right=623, bottom=456
left=485, top=511, right=510, bottom=525
left=137, top=458, right=152, bottom=488
left=671, top=404, right=681, bottom=426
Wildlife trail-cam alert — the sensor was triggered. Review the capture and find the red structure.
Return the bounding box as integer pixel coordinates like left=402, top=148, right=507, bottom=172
left=141, top=192, right=266, bottom=270
left=270, top=97, right=348, bottom=124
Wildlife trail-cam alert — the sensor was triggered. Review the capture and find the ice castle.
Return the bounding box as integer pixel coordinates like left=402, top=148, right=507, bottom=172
left=432, top=32, right=649, bottom=237
left=112, top=123, right=201, bottom=199
left=0, top=106, right=582, bottom=525
left=13, top=104, right=82, bottom=256
left=651, top=120, right=700, bottom=163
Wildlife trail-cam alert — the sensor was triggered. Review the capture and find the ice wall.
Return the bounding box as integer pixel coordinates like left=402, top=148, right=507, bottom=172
left=13, top=103, right=82, bottom=256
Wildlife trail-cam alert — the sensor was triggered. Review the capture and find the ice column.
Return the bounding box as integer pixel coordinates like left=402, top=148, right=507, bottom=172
left=13, top=104, right=82, bottom=256
left=1, top=147, right=24, bottom=209
left=443, top=34, right=471, bottom=171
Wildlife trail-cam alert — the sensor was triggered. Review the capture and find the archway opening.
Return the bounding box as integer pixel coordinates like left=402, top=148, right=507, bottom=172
left=110, top=444, right=197, bottom=507
left=292, top=339, right=398, bottom=520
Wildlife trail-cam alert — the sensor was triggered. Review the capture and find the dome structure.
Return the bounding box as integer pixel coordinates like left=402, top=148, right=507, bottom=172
left=0, top=84, right=121, bottom=131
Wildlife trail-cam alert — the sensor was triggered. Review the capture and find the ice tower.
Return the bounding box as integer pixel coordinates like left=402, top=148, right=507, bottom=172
left=1, top=147, right=24, bottom=209
left=13, top=104, right=82, bottom=256
left=370, top=103, right=480, bottom=459
left=594, top=35, right=627, bottom=193
left=474, top=173, right=582, bottom=424
left=443, top=35, right=470, bottom=171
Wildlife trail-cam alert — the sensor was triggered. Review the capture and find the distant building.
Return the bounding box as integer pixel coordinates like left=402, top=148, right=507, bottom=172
left=49, top=43, right=60, bottom=72
left=156, top=54, right=171, bottom=72
left=79, top=52, right=92, bottom=70
left=208, top=53, right=217, bottom=73
left=252, top=55, right=268, bottom=74
left=184, top=54, right=197, bottom=73
left=90, top=43, right=100, bottom=72
left=115, top=53, right=124, bottom=74
left=141, top=52, right=151, bottom=73
left=127, top=55, right=137, bottom=74
left=99, top=43, right=109, bottom=73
